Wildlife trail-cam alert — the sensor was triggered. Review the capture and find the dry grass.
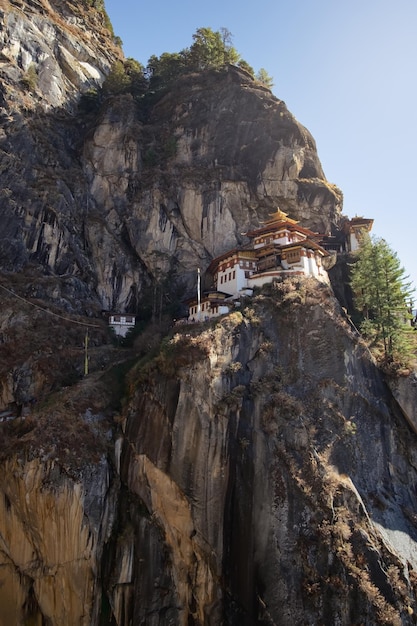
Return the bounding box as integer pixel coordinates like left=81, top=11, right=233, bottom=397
left=0, top=371, right=115, bottom=471
left=0, top=338, right=145, bottom=476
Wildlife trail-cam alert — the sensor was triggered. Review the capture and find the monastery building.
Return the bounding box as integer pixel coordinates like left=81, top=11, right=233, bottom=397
left=187, top=209, right=374, bottom=322
left=188, top=209, right=329, bottom=321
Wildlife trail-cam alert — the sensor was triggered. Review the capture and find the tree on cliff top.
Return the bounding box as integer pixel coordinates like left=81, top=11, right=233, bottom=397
left=145, top=27, right=273, bottom=90
left=256, top=68, right=274, bottom=88
left=350, top=236, right=415, bottom=367
left=188, top=27, right=240, bottom=70
left=97, top=27, right=275, bottom=102
left=102, top=58, right=147, bottom=96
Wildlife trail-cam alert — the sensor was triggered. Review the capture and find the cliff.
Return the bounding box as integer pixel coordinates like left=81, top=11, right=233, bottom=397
left=2, top=280, right=417, bottom=625
left=1, top=2, right=417, bottom=625
left=0, top=1, right=342, bottom=317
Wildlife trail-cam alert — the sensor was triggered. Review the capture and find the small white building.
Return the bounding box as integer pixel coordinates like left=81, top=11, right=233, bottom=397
left=108, top=314, right=136, bottom=338
left=343, top=216, right=374, bottom=252
left=187, top=291, right=232, bottom=322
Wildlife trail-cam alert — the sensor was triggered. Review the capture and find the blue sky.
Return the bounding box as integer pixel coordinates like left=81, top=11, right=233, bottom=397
left=104, top=0, right=417, bottom=301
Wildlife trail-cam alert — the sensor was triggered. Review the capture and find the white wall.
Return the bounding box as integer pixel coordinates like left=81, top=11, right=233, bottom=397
left=217, top=261, right=253, bottom=295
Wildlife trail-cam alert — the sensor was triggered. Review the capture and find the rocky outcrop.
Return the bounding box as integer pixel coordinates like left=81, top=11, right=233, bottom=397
left=0, top=0, right=120, bottom=111
left=2, top=2, right=417, bottom=625
left=1, top=279, right=417, bottom=625
left=83, top=70, right=343, bottom=300
left=0, top=371, right=120, bottom=626
left=111, top=279, right=417, bottom=625
left=0, top=1, right=343, bottom=318
left=0, top=457, right=110, bottom=626
left=386, top=373, right=417, bottom=435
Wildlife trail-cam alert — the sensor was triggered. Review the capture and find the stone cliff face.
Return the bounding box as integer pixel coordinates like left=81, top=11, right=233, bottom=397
left=0, top=457, right=108, bottom=625
left=1, top=3, right=417, bottom=625
left=83, top=69, right=342, bottom=306
left=0, top=1, right=342, bottom=317
left=0, top=0, right=120, bottom=110
left=114, top=281, right=417, bottom=625
left=2, top=280, right=417, bottom=625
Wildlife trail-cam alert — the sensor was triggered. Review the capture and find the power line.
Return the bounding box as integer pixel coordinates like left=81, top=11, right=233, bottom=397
left=0, top=283, right=102, bottom=329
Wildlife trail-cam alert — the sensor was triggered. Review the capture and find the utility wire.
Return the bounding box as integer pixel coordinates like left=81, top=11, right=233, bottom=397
left=0, top=282, right=102, bottom=328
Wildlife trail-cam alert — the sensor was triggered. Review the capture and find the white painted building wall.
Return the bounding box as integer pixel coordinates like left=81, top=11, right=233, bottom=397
left=253, top=229, right=291, bottom=249
left=349, top=231, right=361, bottom=252
left=188, top=300, right=230, bottom=321
left=216, top=258, right=256, bottom=295
left=109, top=315, right=136, bottom=338
left=301, top=251, right=328, bottom=281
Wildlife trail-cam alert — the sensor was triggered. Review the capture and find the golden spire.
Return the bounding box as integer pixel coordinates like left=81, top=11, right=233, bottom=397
left=264, top=208, right=298, bottom=225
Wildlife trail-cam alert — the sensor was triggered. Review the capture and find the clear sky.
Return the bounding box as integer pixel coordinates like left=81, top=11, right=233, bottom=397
left=104, top=0, right=417, bottom=302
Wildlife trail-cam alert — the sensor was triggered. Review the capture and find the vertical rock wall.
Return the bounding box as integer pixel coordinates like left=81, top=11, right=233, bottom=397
left=110, top=281, right=417, bottom=625
left=0, top=457, right=113, bottom=626
left=1, top=281, right=417, bottom=625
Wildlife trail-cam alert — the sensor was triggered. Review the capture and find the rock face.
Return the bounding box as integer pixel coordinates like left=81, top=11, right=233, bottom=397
left=2, top=281, right=417, bottom=625
left=0, top=0, right=119, bottom=110
left=1, top=2, right=417, bottom=625
left=114, top=282, right=417, bottom=625
left=0, top=457, right=108, bottom=626
left=386, top=373, right=417, bottom=435
left=83, top=69, right=342, bottom=305
left=0, top=1, right=342, bottom=316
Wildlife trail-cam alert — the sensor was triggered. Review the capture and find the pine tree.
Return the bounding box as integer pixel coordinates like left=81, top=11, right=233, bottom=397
left=256, top=68, right=274, bottom=89
left=350, top=236, right=415, bottom=366
left=189, top=27, right=239, bottom=71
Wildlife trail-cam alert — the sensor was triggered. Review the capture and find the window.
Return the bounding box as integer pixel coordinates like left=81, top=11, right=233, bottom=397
left=286, top=249, right=301, bottom=263
left=232, top=270, right=236, bottom=279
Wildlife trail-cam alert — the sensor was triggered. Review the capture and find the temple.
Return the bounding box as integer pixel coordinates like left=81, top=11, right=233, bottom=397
left=343, top=216, right=374, bottom=252
left=187, top=209, right=332, bottom=322
left=108, top=313, right=136, bottom=338
left=186, top=210, right=375, bottom=322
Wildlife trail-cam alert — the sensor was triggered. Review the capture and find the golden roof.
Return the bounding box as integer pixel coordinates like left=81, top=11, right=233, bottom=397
left=263, top=208, right=299, bottom=226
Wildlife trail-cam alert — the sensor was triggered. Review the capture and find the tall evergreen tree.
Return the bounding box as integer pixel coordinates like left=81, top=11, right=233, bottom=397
left=350, top=236, right=414, bottom=365
left=189, top=27, right=239, bottom=70
left=144, top=27, right=268, bottom=90
left=101, top=60, right=130, bottom=95
left=256, top=68, right=274, bottom=88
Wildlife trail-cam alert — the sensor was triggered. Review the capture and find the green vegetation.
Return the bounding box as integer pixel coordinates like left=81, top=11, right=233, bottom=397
left=87, top=27, right=274, bottom=103
left=82, top=0, right=114, bottom=35
left=83, top=0, right=105, bottom=8
left=188, top=27, right=240, bottom=70
left=146, top=27, right=273, bottom=90
left=78, top=87, right=101, bottom=114
left=256, top=67, right=274, bottom=88
left=350, top=235, right=415, bottom=368
left=21, top=64, right=38, bottom=92
left=102, top=58, right=147, bottom=97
